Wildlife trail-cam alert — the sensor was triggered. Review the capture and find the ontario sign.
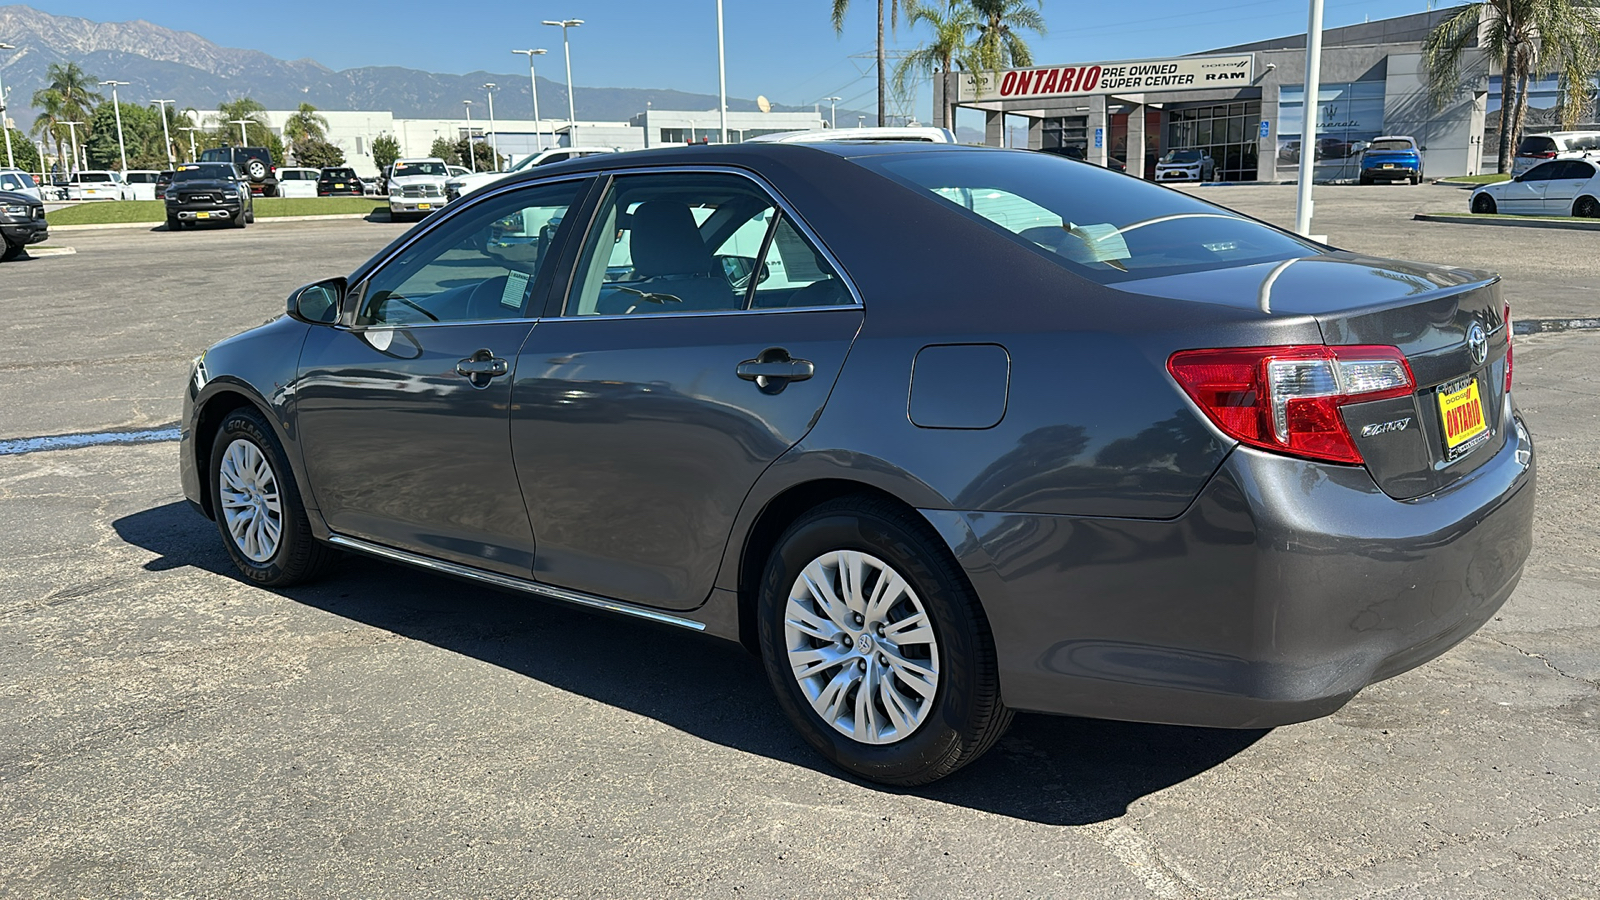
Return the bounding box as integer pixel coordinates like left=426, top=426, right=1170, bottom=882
left=958, top=54, right=1255, bottom=104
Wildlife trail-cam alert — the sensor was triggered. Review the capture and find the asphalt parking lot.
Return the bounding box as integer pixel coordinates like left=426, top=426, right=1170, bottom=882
left=2, top=186, right=1597, bottom=898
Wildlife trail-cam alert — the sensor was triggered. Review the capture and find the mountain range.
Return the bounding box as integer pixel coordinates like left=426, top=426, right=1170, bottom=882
left=0, top=5, right=866, bottom=132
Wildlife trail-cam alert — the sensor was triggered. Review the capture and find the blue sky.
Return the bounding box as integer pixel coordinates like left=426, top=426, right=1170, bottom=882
left=28, top=0, right=1442, bottom=117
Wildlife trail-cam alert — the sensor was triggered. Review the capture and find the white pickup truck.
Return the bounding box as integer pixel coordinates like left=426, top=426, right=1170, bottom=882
left=387, top=158, right=452, bottom=222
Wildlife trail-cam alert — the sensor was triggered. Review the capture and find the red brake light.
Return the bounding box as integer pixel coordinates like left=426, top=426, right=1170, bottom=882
left=1504, top=302, right=1513, bottom=394
left=1168, top=345, right=1415, bottom=465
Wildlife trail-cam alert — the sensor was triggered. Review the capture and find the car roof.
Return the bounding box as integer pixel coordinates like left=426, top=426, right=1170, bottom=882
left=1370, top=135, right=1417, bottom=142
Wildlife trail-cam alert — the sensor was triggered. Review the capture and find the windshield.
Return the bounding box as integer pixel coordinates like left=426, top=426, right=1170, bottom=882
left=1366, top=139, right=1415, bottom=153
left=1, top=171, right=38, bottom=190
left=173, top=164, right=236, bottom=181
left=1161, top=149, right=1203, bottom=164
left=856, top=150, right=1318, bottom=285
left=392, top=162, right=448, bottom=178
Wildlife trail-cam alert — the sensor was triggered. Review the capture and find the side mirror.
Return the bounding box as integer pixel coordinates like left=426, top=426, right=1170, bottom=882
left=287, top=277, right=346, bottom=325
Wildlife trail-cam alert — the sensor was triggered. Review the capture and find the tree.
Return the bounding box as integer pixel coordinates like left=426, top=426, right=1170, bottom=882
left=284, top=102, right=329, bottom=144
left=455, top=137, right=499, bottom=171
left=893, top=1, right=981, bottom=125
left=428, top=136, right=461, bottom=165
left=29, top=61, right=102, bottom=172
left=293, top=137, right=345, bottom=168
left=1424, top=0, right=1600, bottom=172
left=970, top=0, right=1046, bottom=73
left=4, top=128, right=42, bottom=174
left=372, top=133, right=400, bottom=170
left=85, top=101, right=167, bottom=169
left=833, top=0, right=913, bottom=126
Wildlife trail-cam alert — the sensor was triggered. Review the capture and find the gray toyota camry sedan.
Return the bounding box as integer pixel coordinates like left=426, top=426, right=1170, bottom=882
left=181, top=142, right=1534, bottom=785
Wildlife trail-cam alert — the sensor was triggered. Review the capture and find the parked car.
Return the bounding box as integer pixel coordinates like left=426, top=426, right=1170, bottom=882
left=386, top=157, right=452, bottom=221
left=155, top=170, right=175, bottom=201
left=0, top=188, right=48, bottom=260
left=199, top=146, right=279, bottom=197
left=122, top=169, right=163, bottom=200
left=67, top=170, right=127, bottom=201
left=1512, top=131, right=1600, bottom=177
left=445, top=146, right=618, bottom=200
left=1154, top=148, right=1215, bottom=181
left=317, top=167, right=365, bottom=197
left=275, top=166, right=321, bottom=198
left=1359, top=135, right=1425, bottom=184
left=181, top=143, right=1533, bottom=786
left=0, top=167, right=43, bottom=202
left=447, top=165, right=472, bottom=179
left=1470, top=158, right=1600, bottom=217
left=164, top=162, right=254, bottom=229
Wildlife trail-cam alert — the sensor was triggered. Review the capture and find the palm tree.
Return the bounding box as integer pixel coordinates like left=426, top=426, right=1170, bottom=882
left=892, top=1, right=980, bottom=126
left=832, top=0, right=912, bottom=126
left=283, top=102, right=329, bottom=144
left=30, top=61, right=102, bottom=172
left=1424, top=0, right=1600, bottom=173
left=28, top=91, right=69, bottom=174
left=970, top=0, right=1046, bottom=74
left=215, top=96, right=271, bottom=144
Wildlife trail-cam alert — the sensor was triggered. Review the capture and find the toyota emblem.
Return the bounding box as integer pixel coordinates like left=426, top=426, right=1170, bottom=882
left=1467, top=322, right=1488, bottom=367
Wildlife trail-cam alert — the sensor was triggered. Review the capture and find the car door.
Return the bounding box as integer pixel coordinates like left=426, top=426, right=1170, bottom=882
left=511, top=169, right=864, bottom=610
left=294, top=177, right=591, bottom=575
left=1499, top=161, right=1557, bottom=213
left=1541, top=160, right=1598, bottom=214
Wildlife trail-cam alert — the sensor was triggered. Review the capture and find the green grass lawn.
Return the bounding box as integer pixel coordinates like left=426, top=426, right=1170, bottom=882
left=1444, top=173, right=1512, bottom=184
left=47, top=197, right=385, bottom=226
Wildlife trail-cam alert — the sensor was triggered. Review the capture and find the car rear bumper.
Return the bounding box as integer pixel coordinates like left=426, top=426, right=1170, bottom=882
left=1363, top=164, right=1420, bottom=178
left=925, top=404, right=1535, bottom=728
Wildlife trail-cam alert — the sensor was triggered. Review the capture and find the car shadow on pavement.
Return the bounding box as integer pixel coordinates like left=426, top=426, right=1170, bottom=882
left=114, top=500, right=1268, bottom=826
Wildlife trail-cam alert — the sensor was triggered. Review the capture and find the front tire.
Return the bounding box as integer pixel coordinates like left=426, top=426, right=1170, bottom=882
left=1, top=239, right=22, bottom=261
left=208, top=407, right=338, bottom=586
left=1472, top=193, right=1497, bottom=214
left=757, top=497, right=1012, bottom=786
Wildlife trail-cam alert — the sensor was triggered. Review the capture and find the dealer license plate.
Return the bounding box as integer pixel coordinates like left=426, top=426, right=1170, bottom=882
left=1437, top=378, right=1487, bottom=451
left=334, top=183, right=345, bottom=188
left=418, top=203, right=432, bottom=210
left=1382, top=163, right=1395, bottom=169
left=196, top=211, right=211, bottom=219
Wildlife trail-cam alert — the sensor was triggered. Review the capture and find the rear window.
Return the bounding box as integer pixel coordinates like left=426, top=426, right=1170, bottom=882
left=80, top=173, right=113, bottom=183
left=1366, top=139, right=1415, bottom=152
left=125, top=172, right=158, bottom=183
left=856, top=150, right=1318, bottom=285
left=1518, top=136, right=1558, bottom=155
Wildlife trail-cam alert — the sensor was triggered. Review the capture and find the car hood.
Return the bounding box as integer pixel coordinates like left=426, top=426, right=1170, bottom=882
left=1156, top=159, right=1203, bottom=167
left=0, top=189, right=42, bottom=208
left=391, top=174, right=446, bottom=185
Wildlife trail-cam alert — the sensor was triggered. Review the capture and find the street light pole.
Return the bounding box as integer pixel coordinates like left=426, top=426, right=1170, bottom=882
left=542, top=19, right=584, bottom=132
left=100, top=80, right=131, bottom=171
left=180, top=126, right=199, bottom=163
left=463, top=100, right=476, bottom=172
left=62, top=120, right=83, bottom=173
left=483, top=83, right=499, bottom=171
left=1294, top=0, right=1325, bottom=237
left=513, top=49, right=548, bottom=150
left=824, top=96, right=841, bottom=130
left=151, top=99, right=176, bottom=167
left=229, top=118, right=252, bottom=146
left=0, top=42, right=15, bottom=170
left=716, top=0, right=727, bottom=144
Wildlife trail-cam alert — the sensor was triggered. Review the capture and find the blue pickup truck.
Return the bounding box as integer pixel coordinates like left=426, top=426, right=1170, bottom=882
left=1359, top=135, right=1425, bottom=185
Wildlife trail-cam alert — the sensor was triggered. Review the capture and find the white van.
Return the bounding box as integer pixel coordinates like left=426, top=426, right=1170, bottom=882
left=122, top=170, right=162, bottom=201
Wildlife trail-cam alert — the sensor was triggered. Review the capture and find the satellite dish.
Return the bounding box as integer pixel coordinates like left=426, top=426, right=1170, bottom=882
left=757, top=95, right=771, bottom=114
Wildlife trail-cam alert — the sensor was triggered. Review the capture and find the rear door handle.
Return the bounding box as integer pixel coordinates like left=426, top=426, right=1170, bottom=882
left=456, top=350, right=509, bottom=387
left=737, top=348, right=814, bottom=393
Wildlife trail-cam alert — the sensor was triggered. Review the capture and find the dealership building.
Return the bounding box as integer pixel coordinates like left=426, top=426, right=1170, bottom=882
left=934, top=8, right=1600, bottom=181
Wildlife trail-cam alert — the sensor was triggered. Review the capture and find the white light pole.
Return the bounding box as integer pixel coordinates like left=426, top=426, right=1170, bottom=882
left=100, top=80, right=131, bottom=171
left=151, top=99, right=176, bottom=167
left=543, top=19, right=583, bottom=131
left=229, top=118, right=252, bottom=146
left=483, top=83, right=500, bottom=171
left=1294, top=0, right=1325, bottom=237
left=513, top=49, right=548, bottom=150
left=716, top=0, right=727, bottom=143
left=462, top=100, right=476, bottom=172
left=0, top=42, right=15, bottom=169
left=62, top=120, right=83, bottom=173
left=824, top=96, right=841, bottom=129
left=180, top=126, right=199, bottom=163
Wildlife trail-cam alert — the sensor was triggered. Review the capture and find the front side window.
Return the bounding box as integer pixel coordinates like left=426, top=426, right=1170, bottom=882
left=564, top=172, right=850, bottom=316
left=859, top=150, right=1318, bottom=285
left=357, top=179, right=586, bottom=327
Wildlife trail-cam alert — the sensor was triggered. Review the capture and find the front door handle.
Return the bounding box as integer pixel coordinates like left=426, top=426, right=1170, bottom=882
left=456, top=349, right=509, bottom=388
left=737, top=348, right=814, bottom=394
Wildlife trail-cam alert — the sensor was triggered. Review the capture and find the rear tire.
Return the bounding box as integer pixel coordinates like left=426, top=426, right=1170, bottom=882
left=1472, top=193, right=1497, bottom=214
left=757, top=496, right=1012, bottom=786
left=1574, top=196, right=1599, bottom=218
left=208, top=407, right=339, bottom=587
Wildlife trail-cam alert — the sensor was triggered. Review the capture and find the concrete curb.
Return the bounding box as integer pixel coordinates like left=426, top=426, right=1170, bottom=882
left=49, top=212, right=388, bottom=232
left=1433, top=179, right=1505, bottom=188
left=1413, top=213, right=1600, bottom=231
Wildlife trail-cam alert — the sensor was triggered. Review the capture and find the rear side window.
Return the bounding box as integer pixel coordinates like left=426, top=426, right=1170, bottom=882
left=857, top=150, right=1318, bottom=285
left=1518, top=136, right=1558, bottom=155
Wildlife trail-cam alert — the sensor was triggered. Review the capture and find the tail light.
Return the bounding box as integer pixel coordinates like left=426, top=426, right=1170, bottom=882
left=1168, top=345, right=1415, bottom=465
left=1504, top=302, right=1514, bottom=394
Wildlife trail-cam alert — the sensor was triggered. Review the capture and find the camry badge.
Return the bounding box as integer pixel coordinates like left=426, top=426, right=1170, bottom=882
left=1361, top=417, right=1413, bottom=437
left=1467, top=322, right=1489, bottom=367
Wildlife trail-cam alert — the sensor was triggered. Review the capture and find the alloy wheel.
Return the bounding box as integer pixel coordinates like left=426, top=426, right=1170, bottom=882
left=783, top=550, right=941, bottom=745
left=1576, top=197, right=1599, bottom=219
left=218, top=438, right=283, bottom=563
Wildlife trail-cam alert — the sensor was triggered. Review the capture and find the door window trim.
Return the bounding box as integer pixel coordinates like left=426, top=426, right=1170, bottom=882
left=547, top=165, right=864, bottom=321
